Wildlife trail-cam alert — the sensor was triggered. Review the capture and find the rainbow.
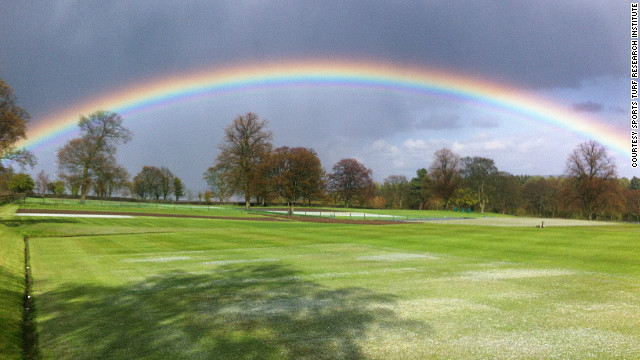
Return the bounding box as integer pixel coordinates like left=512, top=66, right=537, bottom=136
left=19, top=59, right=628, bottom=156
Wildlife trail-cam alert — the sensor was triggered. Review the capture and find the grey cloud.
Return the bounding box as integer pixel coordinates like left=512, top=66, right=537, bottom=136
left=416, top=114, right=462, bottom=130
left=572, top=101, right=604, bottom=113
left=1, top=1, right=632, bottom=187
left=472, top=118, right=501, bottom=129
left=1, top=0, right=626, bottom=117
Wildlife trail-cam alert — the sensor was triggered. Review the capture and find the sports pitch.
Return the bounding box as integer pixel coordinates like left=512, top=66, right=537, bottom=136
left=1, top=203, right=639, bottom=359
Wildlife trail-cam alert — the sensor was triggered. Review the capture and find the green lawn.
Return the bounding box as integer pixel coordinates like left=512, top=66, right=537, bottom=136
left=2, top=204, right=640, bottom=359
left=18, top=197, right=258, bottom=218
left=0, top=205, right=25, bottom=360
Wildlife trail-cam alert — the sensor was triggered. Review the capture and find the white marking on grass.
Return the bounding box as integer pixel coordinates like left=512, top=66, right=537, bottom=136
left=461, top=268, right=576, bottom=280
left=202, top=258, right=278, bottom=266
left=122, top=256, right=192, bottom=263
left=357, top=253, right=438, bottom=261
left=16, top=213, right=134, bottom=218
left=264, top=210, right=403, bottom=218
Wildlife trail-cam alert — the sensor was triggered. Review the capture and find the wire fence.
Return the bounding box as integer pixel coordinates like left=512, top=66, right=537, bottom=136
left=0, top=192, right=25, bottom=204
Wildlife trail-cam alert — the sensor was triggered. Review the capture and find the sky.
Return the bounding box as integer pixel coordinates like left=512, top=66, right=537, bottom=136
left=0, top=1, right=634, bottom=194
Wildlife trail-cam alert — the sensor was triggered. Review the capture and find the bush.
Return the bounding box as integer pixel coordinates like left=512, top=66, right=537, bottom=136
left=8, top=173, right=34, bottom=193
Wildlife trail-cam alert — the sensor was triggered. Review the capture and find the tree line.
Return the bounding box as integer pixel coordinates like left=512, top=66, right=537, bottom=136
left=1, top=76, right=639, bottom=220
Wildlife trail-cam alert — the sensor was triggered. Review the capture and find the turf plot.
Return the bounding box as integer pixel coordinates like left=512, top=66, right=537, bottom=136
left=20, top=215, right=640, bottom=359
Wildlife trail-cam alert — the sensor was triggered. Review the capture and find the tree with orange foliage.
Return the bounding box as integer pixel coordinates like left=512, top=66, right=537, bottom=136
left=265, top=147, right=325, bottom=215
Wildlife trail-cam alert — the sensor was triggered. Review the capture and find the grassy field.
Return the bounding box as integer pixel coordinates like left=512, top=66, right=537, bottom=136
left=2, top=203, right=640, bottom=359
left=19, top=197, right=512, bottom=220
left=17, top=197, right=259, bottom=218
left=0, top=205, right=25, bottom=360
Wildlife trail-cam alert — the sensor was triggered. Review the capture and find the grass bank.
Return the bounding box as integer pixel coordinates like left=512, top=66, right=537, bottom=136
left=0, top=205, right=25, bottom=359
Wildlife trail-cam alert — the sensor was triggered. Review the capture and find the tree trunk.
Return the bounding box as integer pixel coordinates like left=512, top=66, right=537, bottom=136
left=288, top=202, right=294, bottom=216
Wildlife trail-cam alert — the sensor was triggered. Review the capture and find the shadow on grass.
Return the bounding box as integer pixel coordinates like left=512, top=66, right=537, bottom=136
left=0, top=218, right=78, bottom=227
left=0, top=266, right=24, bottom=359
left=37, top=264, right=426, bottom=359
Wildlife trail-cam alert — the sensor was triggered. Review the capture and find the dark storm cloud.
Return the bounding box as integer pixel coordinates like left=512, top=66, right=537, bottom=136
left=0, top=1, right=632, bottom=186
left=572, top=101, right=604, bottom=113
left=0, top=0, right=625, bottom=117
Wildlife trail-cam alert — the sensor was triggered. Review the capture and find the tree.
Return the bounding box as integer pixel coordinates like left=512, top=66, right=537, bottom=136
left=429, top=148, right=461, bottom=210
left=380, top=175, right=411, bottom=209
left=461, top=156, right=497, bottom=213
left=61, top=173, right=82, bottom=196
left=451, top=187, right=478, bottom=210
left=9, top=173, right=34, bottom=193
left=204, top=190, right=213, bottom=204
left=173, top=177, right=184, bottom=201
left=133, top=166, right=164, bottom=200
left=265, top=147, right=325, bottom=215
left=215, top=113, right=273, bottom=209
left=158, top=167, right=174, bottom=200
left=93, top=162, right=129, bottom=198
left=35, top=170, right=50, bottom=195
left=57, top=111, right=132, bottom=203
left=564, top=140, right=617, bottom=220
left=630, top=176, right=640, bottom=191
left=0, top=77, right=36, bottom=169
left=48, top=180, right=66, bottom=196
left=625, top=188, right=640, bottom=222
left=204, top=164, right=233, bottom=202
left=410, top=168, right=432, bottom=210
left=522, top=177, right=560, bottom=217
left=328, top=158, right=374, bottom=208
left=489, top=172, right=522, bottom=215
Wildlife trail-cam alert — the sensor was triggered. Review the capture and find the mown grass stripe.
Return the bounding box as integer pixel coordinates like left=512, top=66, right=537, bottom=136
left=22, top=236, right=38, bottom=360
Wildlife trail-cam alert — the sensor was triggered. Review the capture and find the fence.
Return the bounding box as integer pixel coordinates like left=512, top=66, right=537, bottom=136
left=0, top=192, right=25, bottom=204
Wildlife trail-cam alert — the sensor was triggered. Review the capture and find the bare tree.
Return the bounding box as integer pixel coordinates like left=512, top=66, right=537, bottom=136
left=204, top=164, right=233, bottom=202
left=328, top=158, right=374, bottom=208
left=57, top=111, right=132, bottom=203
left=429, top=148, right=461, bottom=210
left=35, top=170, right=50, bottom=195
left=160, top=167, right=175, bottom=200
left=215, top=113, right=273, bottom=209
left=564, top=140, right=617, bottom=220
